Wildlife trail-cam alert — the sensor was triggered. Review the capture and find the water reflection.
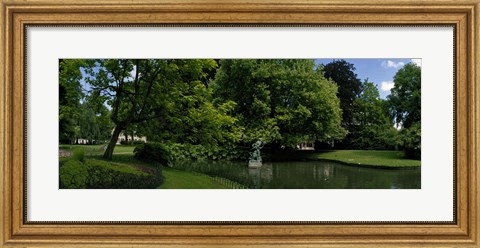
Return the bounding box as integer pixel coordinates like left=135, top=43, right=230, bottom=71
left=171, top=160, right=421, bottom=189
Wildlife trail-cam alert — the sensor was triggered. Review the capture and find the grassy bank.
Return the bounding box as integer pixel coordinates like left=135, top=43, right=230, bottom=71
left=267, top=150, right=420, bottom=168
left=316, top=150, right=420, bottom=168
left=158, top=167, right=228, bottom=189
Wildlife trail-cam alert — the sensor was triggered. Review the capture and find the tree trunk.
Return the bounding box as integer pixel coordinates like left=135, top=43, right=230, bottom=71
left=103, top=125, right=123, bottom=160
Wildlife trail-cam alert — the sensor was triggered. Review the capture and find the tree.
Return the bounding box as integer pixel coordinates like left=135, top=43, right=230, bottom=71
left=82, top=59, right=219, bottom=159
left=351, top=79, right=398, bottom=149
left=212, top=59, right=346, bottom=148
left=59, top=59, right=85, bottom=143
left=387, top=63, right=421, bottom=159
left=354, top=80, right=388, bottom=126
left=322, top=60, right=362, bottom=129
left=135, top=83, right=241, bottom=148
left=387, top=63, right=421, bottom=129
left=76, top=97, right=113, bottom=144
left=77, top=103, right=98, bottom=144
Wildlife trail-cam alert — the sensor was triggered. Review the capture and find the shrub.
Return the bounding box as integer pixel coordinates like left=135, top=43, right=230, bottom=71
left=60, top=159, right=89, bottom=189
left=401, top=123, right=421, bottom=160
left=85, top=160, right=162, bottom=189
left=134, top=142, right=249, bottom=165
left=59, top=157, right=69, bottom=167
left=59, top=158, right=163, bottom=189
left=71, top=148, right=85, bottom=162
left=134, top=143, right=170, bottom=164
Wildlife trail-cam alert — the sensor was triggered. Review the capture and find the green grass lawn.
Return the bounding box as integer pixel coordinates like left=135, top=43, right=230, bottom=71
left=158, top=167, right=228, bottom=189
left=315, top=150, right=420, bottom=168
left=59, top=144, right=136, bottom=155
left=266, top=149, right=420, bottom=168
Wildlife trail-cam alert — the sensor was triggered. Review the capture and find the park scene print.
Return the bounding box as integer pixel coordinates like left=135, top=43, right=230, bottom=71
left=59, top=59, right=421, bottom=189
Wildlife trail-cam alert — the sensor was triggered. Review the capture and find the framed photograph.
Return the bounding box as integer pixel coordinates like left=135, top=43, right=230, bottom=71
left=1, top=0, right=478, bottom=246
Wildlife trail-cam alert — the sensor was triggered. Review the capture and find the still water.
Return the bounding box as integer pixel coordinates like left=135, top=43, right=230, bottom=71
left=171, top=160, right=421, bottom=189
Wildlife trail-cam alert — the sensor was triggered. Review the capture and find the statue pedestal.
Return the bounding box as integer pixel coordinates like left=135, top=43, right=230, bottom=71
left=248, top=161, right=262, bottom=168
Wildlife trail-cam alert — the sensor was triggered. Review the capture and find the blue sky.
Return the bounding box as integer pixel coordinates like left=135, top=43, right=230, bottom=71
left=315, top=58, right=421, bottom=99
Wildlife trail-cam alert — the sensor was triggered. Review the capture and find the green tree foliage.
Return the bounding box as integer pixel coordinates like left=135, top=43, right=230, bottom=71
left=350, top=80, right=399, bottom=149
left=76, top=101, right=113, bottom=144
left=59, top=59, right=86, bottom=143
left=322, top=60, right=362, bottom=129
left=212, top=59, right=346, bottom=148
left=77, top=104, right=98, bottom=143
left=137, top=81, right=241, bottom=149
left=400, top=123, right=421, bottom=159
left=82, top=59, right=236, bottom=160
left=387, top=63, right=421, bottom=159
left=354, top=80, right=389, bottom=126
left=388, top=63, right=421, bottom=129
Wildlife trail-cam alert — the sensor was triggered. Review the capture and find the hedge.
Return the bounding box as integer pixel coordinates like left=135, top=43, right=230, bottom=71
left=59, top=159, right=163, bottom=189
left=134, top=142, right=248, bottom=164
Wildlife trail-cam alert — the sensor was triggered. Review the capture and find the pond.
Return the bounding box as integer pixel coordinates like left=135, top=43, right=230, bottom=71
left=170, top=160, right=421, bottom=189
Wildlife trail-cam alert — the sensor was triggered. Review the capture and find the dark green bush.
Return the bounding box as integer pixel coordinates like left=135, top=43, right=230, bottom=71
left=401, top=123, right=421, bottom=160
left=134, top=142, right=248, bottom=165
left=60, top=159, right=89, bottom=188
left=134, top=143, right=170, bottom=164
left=71, top=148, right=85, bottom=162
left=85, top=161, right=162, bottom=189
left=59, top=157, right=69, bottom=167
left=59, top=159, right=163, bottom=189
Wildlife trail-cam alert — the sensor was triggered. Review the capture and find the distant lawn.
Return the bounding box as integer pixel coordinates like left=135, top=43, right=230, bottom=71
left=59, top=144, right=136, bottom=155
left=158, top=167, right=228, bottom=189
left=112, top=145, right=136, bottom=153
left=315, top=150, right=420, bottom=168
left=266, top=149, right=420, bottom=168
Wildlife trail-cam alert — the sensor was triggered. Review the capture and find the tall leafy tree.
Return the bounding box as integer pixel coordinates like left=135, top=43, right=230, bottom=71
left=212, top=59, right=345, bottom=148
left=82, top=59, right=219, bottom=159
left=77, top=103, right=98, bottom=144
left=322, top=60, right=362, bottom=128
left=387, top=63, right=421, bottom=159
left=59, top=59, right=86, bottom=144
left=76, top=96, right=113, bottom=144
left=387, top=63, right=421, bottom=129
left=354, top=80, right=389, bottom=126
left=136, top=79, right=241, bottom=148
left=351, top=80, right=398, bottom=149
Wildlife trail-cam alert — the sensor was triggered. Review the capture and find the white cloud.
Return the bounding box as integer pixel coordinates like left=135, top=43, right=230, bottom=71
left=380, top=81, right=395, bottom=92
left=411, top=59, right=422, bottom=67
left=381, top=60, right=405, bottom=69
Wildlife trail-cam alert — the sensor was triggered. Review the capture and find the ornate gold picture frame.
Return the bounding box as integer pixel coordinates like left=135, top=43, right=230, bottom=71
left=1, top=0, right=478, bottom=246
